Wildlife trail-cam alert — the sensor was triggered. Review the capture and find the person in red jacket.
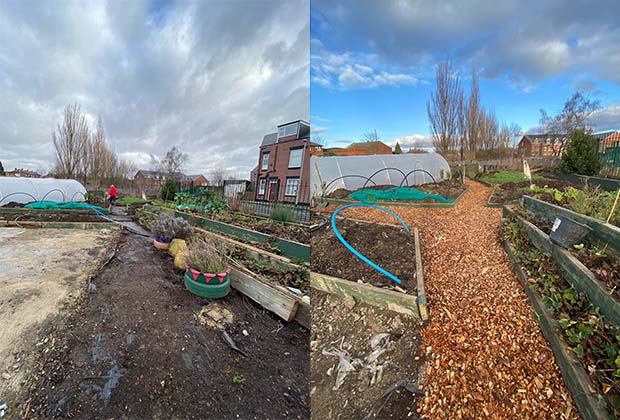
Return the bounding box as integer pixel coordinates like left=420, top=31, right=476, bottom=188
left=108, top=184, right=117, bottom=207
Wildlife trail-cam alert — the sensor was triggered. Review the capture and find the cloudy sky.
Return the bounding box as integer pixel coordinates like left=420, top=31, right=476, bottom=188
left=311, top=0, right=620, bottom=150
left=0, top=0, right=309, bottom=176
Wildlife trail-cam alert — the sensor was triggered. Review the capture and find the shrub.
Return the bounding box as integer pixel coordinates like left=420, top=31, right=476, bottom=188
left=270, top=204, right=295, bottom=223
left=159, top=178, right=178, bottom=201
left=186, top=237, right=226, bottom=273
left=151, top=213, right=194, bottom=239
left=559, top=130, right=601, bottom=176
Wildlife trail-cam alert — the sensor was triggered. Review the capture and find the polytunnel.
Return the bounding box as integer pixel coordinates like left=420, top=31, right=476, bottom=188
left=310, top=153, right=451, bottom=197
left=0, top=177, right=87, bottom=206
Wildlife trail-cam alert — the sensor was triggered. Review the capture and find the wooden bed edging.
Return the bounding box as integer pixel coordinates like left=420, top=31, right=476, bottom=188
left=144, top=205, right=310, bottom=262
left=504, top=241, right=610, bottom=420
left=0, top=220, right=120, bottom=230
left=504, top=206, right=620, bottom=325
left=323, top=184, right=470, bottom=209
left=310, top=272, right=420, bottom=318
left=522, top=195, right=620, bottom=258
left=414, top=227, right=428, bottom=321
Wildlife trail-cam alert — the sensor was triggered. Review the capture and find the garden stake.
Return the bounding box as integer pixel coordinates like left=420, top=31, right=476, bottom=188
left=607, top=188, right=620, bottom=224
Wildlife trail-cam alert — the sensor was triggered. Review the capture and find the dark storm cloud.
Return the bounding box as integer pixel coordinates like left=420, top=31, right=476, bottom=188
left=0, top=0, right=309, bottom=176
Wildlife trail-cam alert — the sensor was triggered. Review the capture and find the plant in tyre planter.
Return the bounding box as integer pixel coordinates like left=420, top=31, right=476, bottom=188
left=151, top=213, right=194, bottom=250
left=184, top=238, right=230, bottom=299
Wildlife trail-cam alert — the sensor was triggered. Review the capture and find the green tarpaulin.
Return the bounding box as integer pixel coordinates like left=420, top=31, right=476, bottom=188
left=24, top=201, right=108, bottom=211
left=348, top=187, right=454, bottom=204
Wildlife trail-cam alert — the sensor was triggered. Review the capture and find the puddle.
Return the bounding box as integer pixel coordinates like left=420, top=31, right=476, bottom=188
left=90, top=332, right=106, bottom=362
left=125, top=332, right=135, bottom=346
left=100, top=304, right=110, bottom=322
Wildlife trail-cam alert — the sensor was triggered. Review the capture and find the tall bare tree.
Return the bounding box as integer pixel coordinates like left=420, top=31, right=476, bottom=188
left=427, top=60, right=463, bottom=155
left=465, top=68, right=482, bottom=159
left=152, top=146, right=188, bottom=177
left=361, top=129, right=379, bottom=142
left=540, top=92, right=601, bottom=155
left=52, top=103, right=90, bottom=179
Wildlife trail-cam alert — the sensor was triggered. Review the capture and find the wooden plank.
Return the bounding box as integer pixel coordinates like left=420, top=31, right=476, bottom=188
left=504, top=241, right=610, bottom=420
left=310, top=271, right=420, bottom=318
left=522, top=195, right=620, bottom=257
left=295, top=299, right=310, bottom=329
left=414, top=228, right=428, bottom=321
left=504, top=207, right=620, bottom=324
left=228, top=263, right=299, bottom=322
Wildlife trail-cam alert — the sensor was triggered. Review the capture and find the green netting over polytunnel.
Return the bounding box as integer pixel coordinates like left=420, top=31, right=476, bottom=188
left=24, top=201, right=107, bottom=211
left=0, top=177, right=87, bottom=206
left=348, top=187, right=455, bottom=203
left=310, top=153, right=452, bottom=198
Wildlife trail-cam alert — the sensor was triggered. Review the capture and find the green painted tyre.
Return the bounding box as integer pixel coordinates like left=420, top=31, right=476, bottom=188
left=184, top=271, right=230, bottom=299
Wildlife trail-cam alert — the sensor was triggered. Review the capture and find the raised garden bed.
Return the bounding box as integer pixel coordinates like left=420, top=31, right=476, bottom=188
left=551, top=173, right=620, bottom=192
left=522, top=195, right=620, bottom=256
left=0, top=208, right=108, bottom=223
left=310, top=218, right=426, bottom=320
left=487, top=178, right=575, bottom=207
left=502, top=217, right=620, bottom=419
left=504, top=206, right=620, bottom=325
left=323, top=181, right=469, bottom=208
left=140, top=206, right=310, bottom=262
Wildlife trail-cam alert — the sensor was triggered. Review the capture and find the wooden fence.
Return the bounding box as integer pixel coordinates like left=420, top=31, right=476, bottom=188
left=240, top=200, right=310, bottom=223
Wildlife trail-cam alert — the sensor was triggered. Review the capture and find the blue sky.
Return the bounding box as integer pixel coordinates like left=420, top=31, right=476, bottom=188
left=310, top=0, right=620, bottom=150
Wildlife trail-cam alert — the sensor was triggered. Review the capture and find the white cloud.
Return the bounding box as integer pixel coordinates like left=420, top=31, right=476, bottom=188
left=387, top=134, right=434, bottom=151
left=0, top=0, right=309, bottom=177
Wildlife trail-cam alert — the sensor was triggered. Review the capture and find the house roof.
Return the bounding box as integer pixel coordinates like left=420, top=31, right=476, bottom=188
left=186, top=174, right=205, bottom=181
left=520, top=134, right=567, bottom=145
left=260, top=133, right=277, bottom=146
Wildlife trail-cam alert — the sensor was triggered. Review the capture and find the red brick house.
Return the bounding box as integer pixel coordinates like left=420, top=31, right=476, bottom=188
left=518, top=134, right=568, bottom=157
left=323, top=141, right=392, bottom=156
left=134, top=170, right=208, bottom=192
left=253, top=120, right=321, bottom=205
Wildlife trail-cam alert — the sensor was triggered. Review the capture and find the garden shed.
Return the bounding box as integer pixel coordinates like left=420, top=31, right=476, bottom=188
left=310, top=153, right=451, bottom=197
left=0, top=177, right=87, bottom=205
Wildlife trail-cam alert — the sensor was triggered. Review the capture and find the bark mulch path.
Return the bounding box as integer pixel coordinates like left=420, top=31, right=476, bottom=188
left=333, top=180, right=578, bottom=420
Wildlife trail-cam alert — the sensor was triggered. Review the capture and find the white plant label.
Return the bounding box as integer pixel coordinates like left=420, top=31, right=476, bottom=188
left=551, top=218, right=562, bottom=232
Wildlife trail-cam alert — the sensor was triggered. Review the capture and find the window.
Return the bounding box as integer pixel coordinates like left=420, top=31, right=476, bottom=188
left=261, top=152, right=270, bottom=170
left=284, top=177, right=300, bottom=197
left=258, top=179, right=266, bottom=195
left=277, top=122, right=299, bottom=139
left=288, top=148, right=303, bottom=168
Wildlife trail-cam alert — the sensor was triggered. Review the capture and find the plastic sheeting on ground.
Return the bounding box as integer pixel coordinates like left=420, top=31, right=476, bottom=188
left=310, top=153, right=451, bottom=197
left=0, top=177, right=87, bottom=205
left=24, top=201, right=107, bottom=211
left=348, top=187, right=454, bottom=203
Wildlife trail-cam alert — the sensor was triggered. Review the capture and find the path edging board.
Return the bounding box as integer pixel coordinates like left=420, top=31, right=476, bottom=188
left=504, top=206, right=620, bottom=325
left=522, top=195, right=620, bottom=257
left=503, top=240, right=610, bottom=420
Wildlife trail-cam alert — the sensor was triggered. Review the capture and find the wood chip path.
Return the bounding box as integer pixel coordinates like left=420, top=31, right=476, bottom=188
left=336, top=180, right=578, bottom=419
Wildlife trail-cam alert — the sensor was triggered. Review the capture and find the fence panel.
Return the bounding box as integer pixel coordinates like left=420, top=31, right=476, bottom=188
left=240, top=200, right=310, bottom=223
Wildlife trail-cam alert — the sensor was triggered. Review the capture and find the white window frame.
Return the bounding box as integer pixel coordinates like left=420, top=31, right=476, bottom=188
left=288, top=148, right=303, bottom=168
left=277, top=122, right=299, bottom=139
left=284, top=177, right=300, bottom=197
left=261, top=152, right=270, bottom=170
left=258, top=179, right=266, bottom=195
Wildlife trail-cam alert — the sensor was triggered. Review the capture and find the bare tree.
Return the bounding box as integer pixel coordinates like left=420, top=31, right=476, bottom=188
left=152, top=146, right=188, bottom=177
left=52, top=103, right=90, bottom=179
left=311, top=134, right=325, bottom=146
left=209, top=167, right=230, bottom=186
left=361, top=129, right=379, bottom=142
left=427, top=60, right=463, bottom=155
left=540, top=92, right=601, bottom=155
left=465, top=68, right=482, bottom=159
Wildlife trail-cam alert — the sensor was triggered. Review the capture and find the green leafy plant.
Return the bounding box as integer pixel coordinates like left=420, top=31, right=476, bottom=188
left=270, top=204, right=295, bottom=223
left=232, top=374, right=245, bottom=384
left=159, top=178, right=178, bottom=201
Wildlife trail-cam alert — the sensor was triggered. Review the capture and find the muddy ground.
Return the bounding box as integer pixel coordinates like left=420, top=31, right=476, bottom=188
left=0, top=210, right=108, bottom=223
left=327, top=180, right=467, bottom=202
left=310, top=290, right=424, bottom=420
left=0, top=228, right=117, bottom=403
left=311, top=219, right=416, bottom=291
left=4, top=232, right=309, bottom=420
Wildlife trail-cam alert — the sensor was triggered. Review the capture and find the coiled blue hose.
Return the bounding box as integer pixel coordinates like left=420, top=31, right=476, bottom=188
left=331, top=203, right=410, bottom=285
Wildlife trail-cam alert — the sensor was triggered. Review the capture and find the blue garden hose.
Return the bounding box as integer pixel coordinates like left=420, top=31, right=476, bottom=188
left=331, top=203, right=410, bottom=285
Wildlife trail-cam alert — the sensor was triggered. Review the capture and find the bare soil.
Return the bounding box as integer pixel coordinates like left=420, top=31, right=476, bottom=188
left=488, top=179, right=575, bottom=205
left=311, top=219, right=416, bottom=291
left=0, top=210, right=108, bottom=223
left=327, top=180, right=467, bottom=202
left=310, top=290, right=424, bottom=420
left=7, top=232, right=309, bottom=420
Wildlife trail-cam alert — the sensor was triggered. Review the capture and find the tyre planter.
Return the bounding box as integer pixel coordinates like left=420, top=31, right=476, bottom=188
left=153, top=235, right=172, bottom=250
left=184, top=270, right=231, bottom=299
left=186, top=266, right=231, bottom=285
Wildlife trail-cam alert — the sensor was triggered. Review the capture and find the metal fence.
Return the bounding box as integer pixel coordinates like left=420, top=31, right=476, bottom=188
left=598, top=146, right=620, bottom=179
left=240, top=199, right=311, bottom=223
